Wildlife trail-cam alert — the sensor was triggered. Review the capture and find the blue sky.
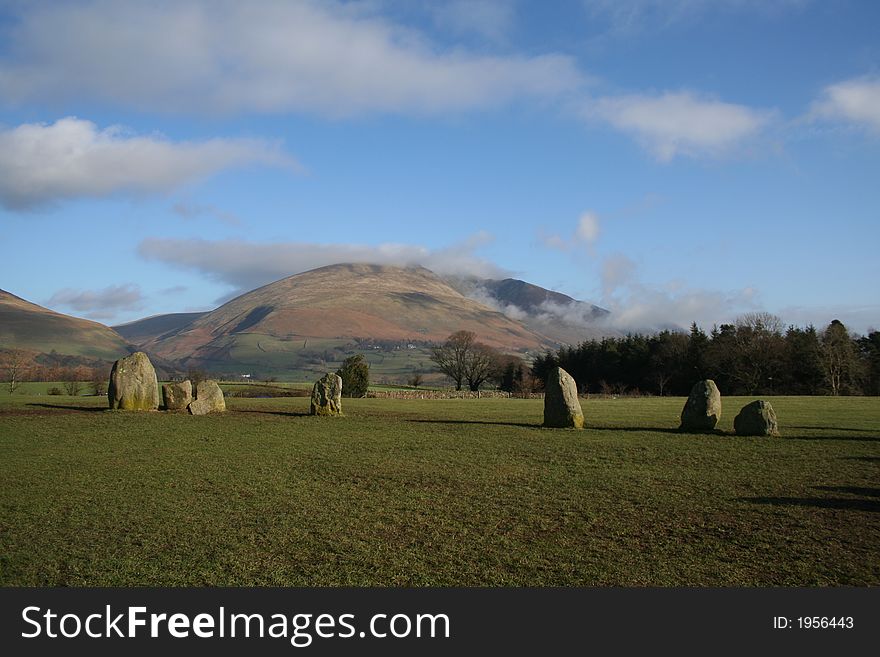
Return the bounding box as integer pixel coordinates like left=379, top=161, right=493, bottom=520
left=1, top=0, right=878, bottom=333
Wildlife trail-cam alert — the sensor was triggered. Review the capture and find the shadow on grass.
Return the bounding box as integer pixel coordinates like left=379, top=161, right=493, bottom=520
left=779, top=433, right=879, bottom=442
left=787, top=425, right=879, bottom=433
left=409, top=420, right=712, bottom=434
left=25, top=403, right=106, bottom=413
left=592, top=425, right=713, bottom=435
left=814, top=486, right=880, bottom=498
left=738, top=496, right=880, bottom=513
left=409, top=419, right=540, bottom=429
left=231, top=409, right=311, bottom=418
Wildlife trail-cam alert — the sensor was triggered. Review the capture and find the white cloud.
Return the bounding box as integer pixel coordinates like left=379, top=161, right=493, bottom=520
left=598, top=285, right=760, bottom=332
left=137, top=234, right=506, bottom=295
left=47, top=284, right=145, bottom=320
left=541, top=210, right=602, bottom=253
left=583, top=91, right=770, bottom=160
left=775, top=304, right=879, bottom=336
left=575, top=211, right=600, bottom=243
left=538, top=233, right=569, bottom=251
left=600, top=253, right=637, bottom=296
left=810, top=76, right=880, bottom=134
left=0, top=117, right=295, bottom=209
left=595, top=253, right=761, bottom=330
left=0, top=0, right=582, bottom=116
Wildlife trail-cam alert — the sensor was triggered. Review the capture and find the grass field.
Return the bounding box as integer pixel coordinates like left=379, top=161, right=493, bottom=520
left=0, top=393, right=877, bottom=586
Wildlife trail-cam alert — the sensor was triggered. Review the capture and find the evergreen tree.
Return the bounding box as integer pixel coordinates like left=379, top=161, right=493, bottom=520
left=857, top=332, right=880, bottom=396
left=337, top=354, right=370, bottom=398
left=781, top=325, right=824, bottom=394
left=686, top=322, right=710, bottom=381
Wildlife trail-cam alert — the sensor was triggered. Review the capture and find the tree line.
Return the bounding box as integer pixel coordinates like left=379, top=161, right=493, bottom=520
left=0, top=349, right=108, bottom=395
left=530, top=314, right=879, bottom=396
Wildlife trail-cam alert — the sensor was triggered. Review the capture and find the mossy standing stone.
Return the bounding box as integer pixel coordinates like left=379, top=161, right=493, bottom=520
left=162, top=380, right=193, bottom=411
left=188, top=380, right=226, bottom=415
left=543, top=366, right=584, bottom=429
left=679, top=379, right=721, bottom=432
left=734, top=400, right=779, bottom=436
left=108, top=351, right=159, bottom=411
left=310, top=373, right=343, bottom=416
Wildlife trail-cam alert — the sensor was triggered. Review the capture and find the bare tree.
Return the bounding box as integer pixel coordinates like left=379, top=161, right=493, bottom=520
left=463, top=343, right=498, bottom=391
left=731, top=312, right=785, bottom=394
left=429, top=330, right=475, bottom=390
left=430, top=330, right=498, bottom=391
left=821, top=320, right=860, bottom=395
left=1, top=349, right=30, bottom=393
left=90, top=368, right=108, bottom=396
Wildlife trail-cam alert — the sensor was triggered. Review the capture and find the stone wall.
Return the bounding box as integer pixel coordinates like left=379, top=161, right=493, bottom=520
left=366, top=389, right=518, bottom=400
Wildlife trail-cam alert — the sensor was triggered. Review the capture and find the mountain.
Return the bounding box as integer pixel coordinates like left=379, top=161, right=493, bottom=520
left=114, top=312, right=208, bottom=346
left=446, top=276, right=612, bottom=345
left=0, top=288, right=131, bottom=361
left=143, top=264, right=554, bottom=368
left=479, top=278, right=607, bottom=318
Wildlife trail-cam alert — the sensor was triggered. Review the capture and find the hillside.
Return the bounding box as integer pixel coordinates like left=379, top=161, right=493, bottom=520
left=114, top=312, right=208, bottom=346
left=0, top=289, right=131, bottom=361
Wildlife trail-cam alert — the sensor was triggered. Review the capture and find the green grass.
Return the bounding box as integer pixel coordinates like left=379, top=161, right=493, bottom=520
left=0, top=394, right=877, bottom=586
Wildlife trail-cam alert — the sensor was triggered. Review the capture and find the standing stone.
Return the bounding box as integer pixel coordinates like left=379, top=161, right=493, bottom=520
left=108, top=351, right=159, bottom=411
left=187, top=380, right=226, bottom=415
left=679, top=379, right=722, bottom=432
left=734, top=400, right=779, bottom=436
left=310, top=373, right=343, bottom=416
left=162, top=380, right=193, bottom=411
left=543, top=366, right=584, bottom=429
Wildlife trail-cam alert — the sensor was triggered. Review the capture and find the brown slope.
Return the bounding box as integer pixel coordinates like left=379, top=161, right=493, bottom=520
left=0, top=288, right=131, bottom=360
left=147, top=264, right=553, bottom=361
left=113, top=312, right=208, bottom=347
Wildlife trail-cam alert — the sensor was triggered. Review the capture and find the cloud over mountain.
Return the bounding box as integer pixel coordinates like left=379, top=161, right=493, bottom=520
left=137, top=235, right=506, bottom=296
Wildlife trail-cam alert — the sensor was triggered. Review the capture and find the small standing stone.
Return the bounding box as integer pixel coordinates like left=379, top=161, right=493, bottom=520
left=187, top=380, right=226, bottom=415
left=108, top=351, right=159, bottom=411
left=543, top=366, right=584, bottom=429
left=162, top=380, right=193, bottom=411
left=679, top=379, right=722, bottom=432
left=310, top=373, right=343, bottom=416
left=734, top=400, right=779, bottom=436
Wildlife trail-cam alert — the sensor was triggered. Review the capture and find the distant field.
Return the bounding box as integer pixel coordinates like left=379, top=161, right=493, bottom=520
left=0, top=394, right=877, bottom=586
left=192, top=333, right=442, bottom=384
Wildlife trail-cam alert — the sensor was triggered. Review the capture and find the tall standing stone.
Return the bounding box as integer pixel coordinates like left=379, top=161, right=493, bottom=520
left=108, top=351, right=159, bottom=411
left=310, top=373, right=343, bottom=416
left=188, top=380, right=226, bottom=415
left=734, top=400, right=779, bottom=436
left=679, top=379, right=721, bottom=432
left=543, top=366, right=584, bottom=429
left=162, top=380, right=193, bottom=411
